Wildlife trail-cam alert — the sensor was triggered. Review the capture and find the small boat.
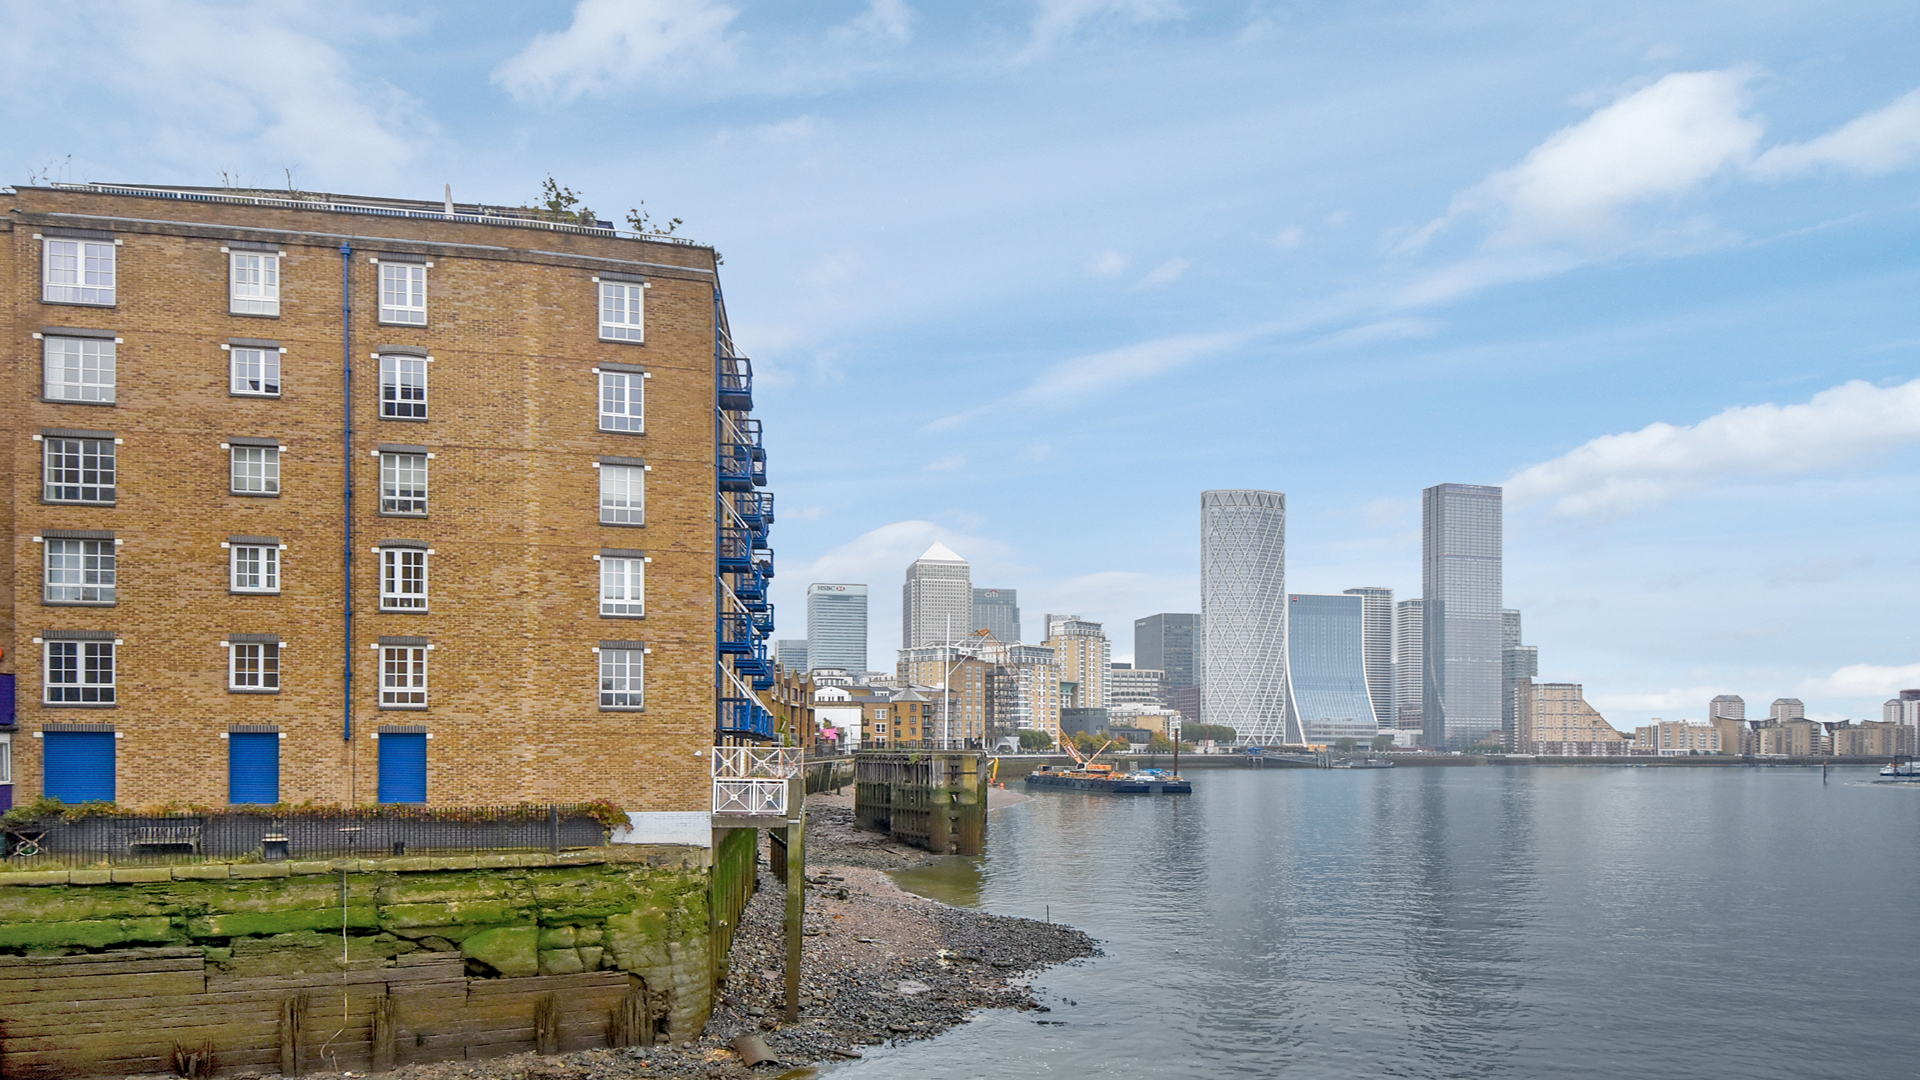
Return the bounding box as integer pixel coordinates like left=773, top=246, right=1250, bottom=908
left=1026, top=739, right=1191, bottom=794
left=1877, top=757, right=1918, bottom=783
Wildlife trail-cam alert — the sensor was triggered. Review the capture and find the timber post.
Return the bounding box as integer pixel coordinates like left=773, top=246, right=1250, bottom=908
left=783, top=773, right=806, bottom=1022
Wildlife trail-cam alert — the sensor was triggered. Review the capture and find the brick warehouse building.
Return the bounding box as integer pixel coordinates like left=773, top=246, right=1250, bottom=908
left=0, top=183, right=778, bottom=811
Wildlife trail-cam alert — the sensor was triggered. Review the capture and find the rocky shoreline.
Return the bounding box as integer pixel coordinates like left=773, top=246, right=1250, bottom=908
left=225, top=794, right=1090, bottom=1080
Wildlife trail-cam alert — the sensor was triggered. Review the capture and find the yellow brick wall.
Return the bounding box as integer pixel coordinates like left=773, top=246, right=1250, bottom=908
left=3, top=189, right=727, bottom=811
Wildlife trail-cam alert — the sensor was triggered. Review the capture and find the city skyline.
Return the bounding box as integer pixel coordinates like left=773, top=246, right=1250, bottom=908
left=30, top=6, right=1916, bottom=726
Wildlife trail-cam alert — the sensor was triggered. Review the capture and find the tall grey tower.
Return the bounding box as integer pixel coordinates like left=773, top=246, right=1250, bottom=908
left=1201, top=490, right=1289, bottom=745
left=1422, top=483, right=1503, bottom=749
left=1501, top=609, right=1537, bottom=747
left=1394, top=598, right=1423, bottom=732
left=806, top=583, right=868, bottom=672
left=1135, top=613, right=1199, bottom=690
left=902, top=544, right=971, bottom=649
left=972, top=588, right=1020, bottom=645
left=1343, top=587, right=1395, bottom=737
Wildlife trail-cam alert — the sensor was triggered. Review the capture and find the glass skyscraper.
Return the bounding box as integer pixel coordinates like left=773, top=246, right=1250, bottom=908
left=1394, top=598, right=1424, bottom=732
left=1422, top=483, right=1504, bottom=749
left=1134, top=613, right=1199, bottom=691
left=1285, top=593, right=1380, bottom=744
left=806, top=583, right=868, bottom=672
left=972, top=587, right=1020, bottom=645
left=1201, top=490, right=1288, bottom=746
left=902, top=544, right=971, bottom=649
left=1342, top=587, right=1395, bottom=736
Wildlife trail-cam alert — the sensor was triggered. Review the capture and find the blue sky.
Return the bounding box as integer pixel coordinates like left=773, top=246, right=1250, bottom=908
left=7, top=1, right=1919, bottom=724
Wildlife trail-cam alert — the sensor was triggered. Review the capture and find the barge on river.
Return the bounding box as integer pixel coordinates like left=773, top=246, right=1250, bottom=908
left=1026, top=762, right=1192, bottom=794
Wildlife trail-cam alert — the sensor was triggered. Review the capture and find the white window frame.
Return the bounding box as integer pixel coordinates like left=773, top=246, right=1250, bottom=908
left=44, top=640, right=115, bottom=704
left=43, top=238, right=116, bottom=305
left=599, top=281, right=644, bottom=342
left=42, top=437, right=116, bottom=504
left=600, top=557, right=644, bottom=617
left=229, top=642, right=281, bottom=691
left=379, top=354, right=428, bottom=419
left=230, top=251, right=280, bottom=316
left=230, top=346, right=281, bottom=397
left=43, top=336, right=116, bottom=403
left=380, top=644, right=428, bottom=707
left=380, top=452, right=429, bottom=516
left=599, top=648, right=643, bottom=709
left=599, top=464, right=643, bottom=525
left=598, top=369, right=644, bottom=433
left=45, top=538, right=116, bottom=605
left=380, top=547, right=429, bottom=611
left=230, top=544, right=281, bottom=593
left=379, top=262, right=427, bottom=325
left=0, top=733, right=11, bottom=785
left=230, top=444, right=281, bottom=495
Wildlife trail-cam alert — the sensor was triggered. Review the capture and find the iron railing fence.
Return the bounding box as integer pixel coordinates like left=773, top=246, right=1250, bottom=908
left=1, top=804, right=610, bottom=868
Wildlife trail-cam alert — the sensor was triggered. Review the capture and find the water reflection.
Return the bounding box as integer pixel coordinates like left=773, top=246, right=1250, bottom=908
left=848, top=767, right=1920, bottom=1080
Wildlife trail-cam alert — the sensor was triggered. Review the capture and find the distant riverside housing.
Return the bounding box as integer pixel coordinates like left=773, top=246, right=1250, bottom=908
left=1202, top=490, right=1289, bottom=745
left=1285, top=593, right=1379, bottom=744
left=1108, top=663, right=1166, bottom=707
left=0, top=182, right=771, bottom=812
left=1393, top=597, right=1424, bottom=733
left=1709, top=694, right=1746, bottom=721
left=972, top=587, right=1020, bottom=649
left=1501, top=609, right=1537, bottom=747
left=1047, top=615, right=1112, bottom=710
left=1634, top=719, right=1720, bottom=755
left=1422, top=483, right=1504, bottom=750
left=1515, top=680, right=1627, bottom=756
left=1883, top=689, right=1920, bottom=728
left=1770, top=697, right=1806, bottom=721
left=1342, top=587, right=1395, bottom=738
left=806, top=582, right=867, bottom=672
left=902, top=543, right=970, bottom=648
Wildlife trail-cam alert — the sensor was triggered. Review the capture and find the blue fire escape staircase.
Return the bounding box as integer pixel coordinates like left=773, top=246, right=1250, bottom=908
left=714, top=280, right=776, bottom=741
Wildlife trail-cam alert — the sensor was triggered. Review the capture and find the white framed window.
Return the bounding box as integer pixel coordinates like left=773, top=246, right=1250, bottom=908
left=599, top=464, right=643, bottom=525
left=600, top=556, right=644, bottom=616
left=380, top=547, right=428, bottom=611
left=45, top=639, right=115, bottom=704
left=230, top=347, right=281, bottom=396
left=379, top=354, right=428, bottom=419
left=230, top=444, right=281, bottom=495
left=0, top=734, right=11, bottom=785
left=43, top=238, right=116, bottom=305
left=44, top=336, right=116, bottom=403
left=43, top=437, right=116, bottom=504
left=230, top=642, right=281, bottom=691
left=379, top=262, right=427, bottom=325
left=45, top=539, right=115, bottom=604
left=599, top=369, right=643, bottom=432
left=599, top=281, right=644, bottom=342
left=231, top=543, right=280, bottom=593
left=599, top=647, right=643, bottom=709
left=230, top=251, right=280, bottom=316
left=381, top=644, right=428, bottom=707
left=380, top=453, right=428, bottom=515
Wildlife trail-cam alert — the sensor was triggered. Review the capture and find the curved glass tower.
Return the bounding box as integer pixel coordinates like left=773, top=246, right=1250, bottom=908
left=1201, top=490, right=1288, bottom=745
left=1286, top=593, right=1379, bottom=744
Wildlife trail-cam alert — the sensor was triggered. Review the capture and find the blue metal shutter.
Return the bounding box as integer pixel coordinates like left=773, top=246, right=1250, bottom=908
left=377, top=733, right=427, bottom=804
left=228, top=733, right=280, bottom=804
left=43, top=731, right=115, bottom=803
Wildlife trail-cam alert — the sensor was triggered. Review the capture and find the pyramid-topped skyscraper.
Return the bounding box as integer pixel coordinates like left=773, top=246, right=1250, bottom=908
left=903, top=543, right=972, bottom=648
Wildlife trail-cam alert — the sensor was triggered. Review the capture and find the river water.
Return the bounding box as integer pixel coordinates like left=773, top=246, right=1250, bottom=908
left=833, top=765, right=1919, bottom=1079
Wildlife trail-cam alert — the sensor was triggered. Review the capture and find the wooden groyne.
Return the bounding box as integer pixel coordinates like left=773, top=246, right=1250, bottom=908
left=853, top=752, right=987, bottom=856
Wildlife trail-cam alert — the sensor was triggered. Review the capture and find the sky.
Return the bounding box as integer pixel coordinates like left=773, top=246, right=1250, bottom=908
left=5, top=0, right=1919, bottom=725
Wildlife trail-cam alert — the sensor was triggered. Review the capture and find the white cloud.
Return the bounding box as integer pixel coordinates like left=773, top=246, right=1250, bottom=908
left=1087, top=250, right=1130, bottom=278
left=1799, top=663, right=1920, bottom=700
left=835, top=0, right=914, bottom=45
left=1415, top=70, right=1761, bottom=254
left=924, top=455, right=967, bottom=471
left=1753, top=89, right=1920, bottom=178
left=1023, top=0, right=1182, bottom=58
left=1135, top=258, right=1190, bottom=288
left=1273, top=225, right=1304, bottom=250
left=1011, top=330, right=1240, bottom=406
left=1506, top=376, right=1920, bottom=517
left=1, top=2, right=427, bottom=181
left=493, top=0, right=737, bottom=104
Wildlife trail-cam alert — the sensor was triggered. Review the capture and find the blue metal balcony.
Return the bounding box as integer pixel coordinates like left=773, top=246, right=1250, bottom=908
left=719, top=357, right=753, bottom=411
left=756, top=552, right=774, bottom=579
left=718, top=526, right=753, bottom=573
left=718, top=612, right=754, bottom=655
left=718, top=697, right=774, bottom=739
left=718, top=443, right=754, bottom=492
left=733, top=565, right=768, bottom=604
left=751, top=602, right=775, bottom=637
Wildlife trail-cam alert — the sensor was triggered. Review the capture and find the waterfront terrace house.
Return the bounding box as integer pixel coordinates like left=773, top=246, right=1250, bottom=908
left=0, top=182, right=779, bottom=812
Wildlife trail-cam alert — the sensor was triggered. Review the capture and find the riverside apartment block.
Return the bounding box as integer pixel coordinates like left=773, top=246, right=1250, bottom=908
left=1, top=183, right=777, bottom=811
